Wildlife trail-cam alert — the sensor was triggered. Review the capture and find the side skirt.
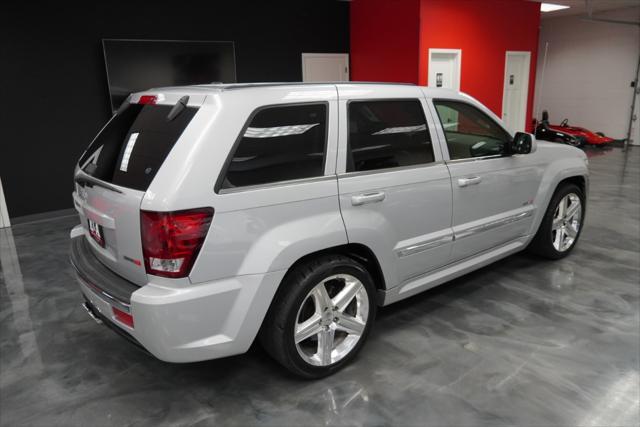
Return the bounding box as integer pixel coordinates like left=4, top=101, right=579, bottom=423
left=378, top=236, right=530, bottom=306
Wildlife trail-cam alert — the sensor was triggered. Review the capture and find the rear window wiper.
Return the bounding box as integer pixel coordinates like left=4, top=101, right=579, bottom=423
left=75, top=173, right=123, bottom=194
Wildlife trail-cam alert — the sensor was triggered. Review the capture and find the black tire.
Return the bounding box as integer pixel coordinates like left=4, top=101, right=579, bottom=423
left=528, top=183, right=585, bottom=259
left=559, top=136, right=584, bottom=148
left=259, top=255, right=377, bottom=379
left=554, top=137, right=571, bottom=146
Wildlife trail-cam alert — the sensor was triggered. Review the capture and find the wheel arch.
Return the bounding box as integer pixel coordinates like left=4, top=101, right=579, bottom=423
left=281, top=243, right=387, bottom=294
left=256, top=242, right=387, bottom=358
left=559, top=175, right=586, bottom=196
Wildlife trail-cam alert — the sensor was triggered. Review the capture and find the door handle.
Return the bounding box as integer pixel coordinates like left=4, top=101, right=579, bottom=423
left=351, top=192, right=386, bottom=206
left=458, top=176, right=482, bottom=187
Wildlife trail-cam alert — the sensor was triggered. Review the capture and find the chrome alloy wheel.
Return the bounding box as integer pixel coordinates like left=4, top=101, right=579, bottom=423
left=552, top=193, right=582, bottom=252
left=294, top=274, right=369, bottom=367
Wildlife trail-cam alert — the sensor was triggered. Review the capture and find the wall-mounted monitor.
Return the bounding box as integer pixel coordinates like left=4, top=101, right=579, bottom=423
left=102, top=39, right=237, bottom=112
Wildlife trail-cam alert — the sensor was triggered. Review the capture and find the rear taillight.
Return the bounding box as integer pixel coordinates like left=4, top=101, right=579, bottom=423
left=140, top=208, right=214, bottom=278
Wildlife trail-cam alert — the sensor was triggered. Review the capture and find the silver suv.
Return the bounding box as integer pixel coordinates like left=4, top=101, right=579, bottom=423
left=70, top=83, right=588, bottom=378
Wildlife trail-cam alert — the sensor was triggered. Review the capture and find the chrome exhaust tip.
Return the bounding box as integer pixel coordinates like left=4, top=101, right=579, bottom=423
left=82, top=301, right=103, bottom=325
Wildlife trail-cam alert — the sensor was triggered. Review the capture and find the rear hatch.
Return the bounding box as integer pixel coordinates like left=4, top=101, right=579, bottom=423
left=73, top=94, right=201, bottom=286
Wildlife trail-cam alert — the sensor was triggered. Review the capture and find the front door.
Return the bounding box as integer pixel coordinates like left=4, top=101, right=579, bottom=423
left=430, top=98, right=541, bottom=261
left=337, top=88, right=453, bottom=289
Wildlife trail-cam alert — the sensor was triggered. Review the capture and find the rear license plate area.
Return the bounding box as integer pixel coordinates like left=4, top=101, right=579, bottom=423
left=88, top=219, right=105, bottom=247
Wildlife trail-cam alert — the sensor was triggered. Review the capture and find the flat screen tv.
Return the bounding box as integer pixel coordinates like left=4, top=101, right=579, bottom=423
left=102, top=39, right=236, bottom=111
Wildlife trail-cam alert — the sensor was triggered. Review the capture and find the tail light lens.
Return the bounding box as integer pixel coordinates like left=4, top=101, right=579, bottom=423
left=140, top=208, right=214, bottom=278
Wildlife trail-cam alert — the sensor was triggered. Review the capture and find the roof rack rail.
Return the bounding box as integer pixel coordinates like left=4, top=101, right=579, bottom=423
left=195, top=81, right=417, bottom=90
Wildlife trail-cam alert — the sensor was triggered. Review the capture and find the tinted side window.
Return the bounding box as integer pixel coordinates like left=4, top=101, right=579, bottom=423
left=221, top=104, right=327, bottom=189
left=433, top=100, right=511, bottom=160
left=347, top=100, right=434, bottom=172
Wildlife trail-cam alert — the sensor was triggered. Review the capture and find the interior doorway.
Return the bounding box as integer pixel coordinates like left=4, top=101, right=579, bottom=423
left=301, top=53, right=349, bottom=82
left=428, top=49, right=461, bottom=91
left=502, top=51, right=531, bottom=134
left=0, top=177, right=10, bottom=228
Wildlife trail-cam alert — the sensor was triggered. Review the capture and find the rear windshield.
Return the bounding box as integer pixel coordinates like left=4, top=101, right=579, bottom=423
left=78, top=103, right=198, bottom=191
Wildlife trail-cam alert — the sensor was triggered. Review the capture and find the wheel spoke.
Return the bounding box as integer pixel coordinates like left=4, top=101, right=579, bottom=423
left=565, top=224, right=578, bottom=238
left=335, top=312, right=365, bottom=336
left=317, top=328, right=335, bottom=365
left=558, top=197, right=568, bottom=218
left=553, top=229, right=563, bottom=250
left=565, top=201, right=580, bottom=220
left=560, top=229, right=569, bottom=249
left=295, top=314, right=322, bottom=343
left=312, top=283, right=333, bottom=310
left=552, top=217, right=563, bottom=230
left=333, top=279, right=362, bottom=312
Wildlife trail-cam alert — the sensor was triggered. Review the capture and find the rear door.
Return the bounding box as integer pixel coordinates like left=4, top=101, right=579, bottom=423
left=336, top=86, right=453, bottom=289
left=73, top=95, right=201, bottom=285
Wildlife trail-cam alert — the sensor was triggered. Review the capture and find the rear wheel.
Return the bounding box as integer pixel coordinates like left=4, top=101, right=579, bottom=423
left=529, top=183, right=584, bottom=259
left=260, top=255, right=376, bottom=378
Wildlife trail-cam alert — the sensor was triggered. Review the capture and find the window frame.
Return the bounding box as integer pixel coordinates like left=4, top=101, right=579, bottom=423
left=344, top=97, right=438, bottom=175
left=432, top=98, right=513, bottom=163
left=214, top=101, right=330, bottom=194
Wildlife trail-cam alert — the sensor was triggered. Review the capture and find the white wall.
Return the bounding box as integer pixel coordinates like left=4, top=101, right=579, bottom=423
left=534, top=7, right=640, bottom=143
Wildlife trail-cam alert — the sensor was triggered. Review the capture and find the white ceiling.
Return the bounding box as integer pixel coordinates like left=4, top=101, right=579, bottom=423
left=529, top=0, right=640, bottom=18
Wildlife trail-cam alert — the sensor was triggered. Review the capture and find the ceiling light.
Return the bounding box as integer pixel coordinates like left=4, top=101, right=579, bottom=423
left=540, top=3, right=570, bottom=12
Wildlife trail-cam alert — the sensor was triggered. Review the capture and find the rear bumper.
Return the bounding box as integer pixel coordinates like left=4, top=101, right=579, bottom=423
left=70, top=233, right=285, bottom=363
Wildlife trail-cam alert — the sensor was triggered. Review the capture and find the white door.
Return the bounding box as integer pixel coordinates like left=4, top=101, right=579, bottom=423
left=428, top=49, right=461, bottom=91
left=631, top=92, right=639, bottom=146
left=0, top=177, right=10, bottom=228
left=301, top=53, right=349, bottom=82
left=502, top=51, right=531, bottom=134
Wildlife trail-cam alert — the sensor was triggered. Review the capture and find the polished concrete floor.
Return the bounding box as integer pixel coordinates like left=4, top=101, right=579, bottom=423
left=1, top=147, right=639, bottom=427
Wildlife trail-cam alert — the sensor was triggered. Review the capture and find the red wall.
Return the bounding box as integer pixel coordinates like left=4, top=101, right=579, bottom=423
left=350, top=0, right=420, bottom=83
left=350, top=0, right=540, bottom=131
left=419, top=0, right=540, bottom=131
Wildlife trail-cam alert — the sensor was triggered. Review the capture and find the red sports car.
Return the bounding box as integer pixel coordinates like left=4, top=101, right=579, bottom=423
left=534, top=111, right=616, bottom=147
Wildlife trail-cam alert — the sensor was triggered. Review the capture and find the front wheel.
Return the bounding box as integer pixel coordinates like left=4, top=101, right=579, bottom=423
left=260, top=255, right=377, bottom=378
left=528, top=183, right=585, bottom=259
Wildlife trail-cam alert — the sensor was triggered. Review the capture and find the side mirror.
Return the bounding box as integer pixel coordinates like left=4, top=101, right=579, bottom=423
left=508, top=132, right=536, bottom=155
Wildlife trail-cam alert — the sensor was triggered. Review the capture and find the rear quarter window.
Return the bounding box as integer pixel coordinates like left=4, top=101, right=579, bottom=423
left=79, top=103, right=198, bottom=191
left=219, top=103, right=327, bottom=190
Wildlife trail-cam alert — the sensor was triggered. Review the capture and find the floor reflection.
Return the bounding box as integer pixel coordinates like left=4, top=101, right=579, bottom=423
left=0, top=227, right=43, bottom=372
left=321, top=382, right=369, bottom=425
